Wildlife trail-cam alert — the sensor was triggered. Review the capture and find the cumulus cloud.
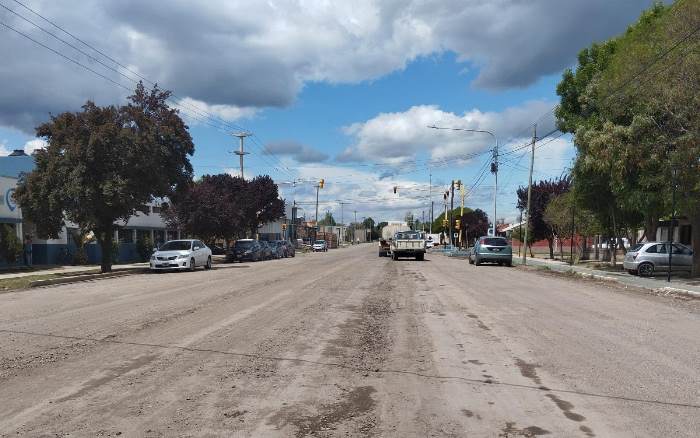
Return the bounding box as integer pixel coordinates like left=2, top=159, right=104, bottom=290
left=279, top=163, right=436, bottom=221
left=0, top=0, right=654, bottom=132
left=338, top=100, right=557, bottom=165
left=0, top=138, right=47, bottom=156
left=23, top=138, right=47, bottom=154
left=264, top=141, right=328, bottom=163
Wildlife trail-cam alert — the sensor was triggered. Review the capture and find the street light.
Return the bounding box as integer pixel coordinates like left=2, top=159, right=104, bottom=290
left=428, top=125, right=499, bottom=235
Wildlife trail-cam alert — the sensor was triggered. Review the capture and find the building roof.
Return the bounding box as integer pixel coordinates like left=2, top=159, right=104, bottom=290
left=0, top=155, right=35, bottom=179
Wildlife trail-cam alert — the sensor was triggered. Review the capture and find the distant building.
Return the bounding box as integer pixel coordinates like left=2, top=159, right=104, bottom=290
left=0, top=153, right=175, bottom=265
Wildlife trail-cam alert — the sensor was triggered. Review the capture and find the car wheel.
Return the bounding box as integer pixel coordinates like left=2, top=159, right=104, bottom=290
left=468, top=256, right=474, bottom=265
left=416, top=253, right=424, bottom=261
left=189, top=257, right=196, bottom=271
left=474, top=257, right=481, bottom=266
left=638, top=262, right=654, bottom=277
left=205, top=256, right=212, bottom=270
left=392, top=253, right=398, bottom=261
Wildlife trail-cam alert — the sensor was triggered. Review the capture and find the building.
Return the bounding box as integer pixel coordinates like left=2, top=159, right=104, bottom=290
left=0, top=151, right=174, bottom=266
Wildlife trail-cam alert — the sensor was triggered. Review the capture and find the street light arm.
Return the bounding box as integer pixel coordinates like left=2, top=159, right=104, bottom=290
left=427, top=125, right=498, bottom=147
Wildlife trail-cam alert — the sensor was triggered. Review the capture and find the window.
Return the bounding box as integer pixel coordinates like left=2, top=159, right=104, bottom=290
left=137, top=205, right=150, bottom=214
left=136, top=230, right=151, bottom=243
left=159, top=241, right=192, bottom=251
left=646, top=244, right=668, bottom=254
left=629, top=243, right=644, bottom=252
left=119, top=228, right=134, bottom=243
left=482, top=238, right=508, bottom=246
left=154, top=230, right=165, bottom=246
left=672, top=244, right=691, bottom=255
left=151, top=205, right=162, bottom=214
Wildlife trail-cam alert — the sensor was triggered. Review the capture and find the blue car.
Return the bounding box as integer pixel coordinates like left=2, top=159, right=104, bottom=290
left=468, top=236, right=512, bottom=266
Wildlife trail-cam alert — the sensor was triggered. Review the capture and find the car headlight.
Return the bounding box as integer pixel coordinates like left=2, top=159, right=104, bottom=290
left=177, top=254, right=189, bottom=259
left=244, top=250, right=251, bottom=254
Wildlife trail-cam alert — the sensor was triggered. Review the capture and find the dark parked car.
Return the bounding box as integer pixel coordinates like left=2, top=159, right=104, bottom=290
left=272, top=240, right=295, bottom=258
left=259, top=241, right=273, bottom=260
left=209, top=245, right=226, bottom=255
left=227, top=239, right=263, bottom=262
left=283, top=240, right=295, bottom=257
left=468, top=236, right=512, bottom=266
left=270, top=240, right=286, bottom=258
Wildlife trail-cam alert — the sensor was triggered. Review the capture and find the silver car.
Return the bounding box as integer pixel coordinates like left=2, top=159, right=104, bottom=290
left=150, top=239, right=213, bottom=271
left=623, top=242, right=693, bottom=277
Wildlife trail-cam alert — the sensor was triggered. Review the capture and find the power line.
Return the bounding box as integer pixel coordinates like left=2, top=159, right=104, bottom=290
left=1, top=0, right=297, bottom=180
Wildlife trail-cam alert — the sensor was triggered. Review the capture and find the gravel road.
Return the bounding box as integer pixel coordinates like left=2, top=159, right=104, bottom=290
left=0, top=244, right=697, bottom=437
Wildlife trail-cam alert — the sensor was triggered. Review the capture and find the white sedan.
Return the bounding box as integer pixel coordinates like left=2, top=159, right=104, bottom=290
left=150, top=239, right=212, bottom=271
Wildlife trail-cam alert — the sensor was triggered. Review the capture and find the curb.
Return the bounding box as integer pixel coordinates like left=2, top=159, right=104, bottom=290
left=653, top=286, right=700, bottom=299
left=28, top=268, right=146, bottom=288
left=515, top=260, right=700, bottom=299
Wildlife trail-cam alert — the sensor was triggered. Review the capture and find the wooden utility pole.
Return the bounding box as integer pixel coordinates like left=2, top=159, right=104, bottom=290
left=523, top=124, right=536, bottom=264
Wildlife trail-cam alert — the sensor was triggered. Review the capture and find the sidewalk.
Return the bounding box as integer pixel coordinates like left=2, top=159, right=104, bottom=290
left=0, top=262, right=148, bottom=281
left=514, top=256, right=700, bottom=298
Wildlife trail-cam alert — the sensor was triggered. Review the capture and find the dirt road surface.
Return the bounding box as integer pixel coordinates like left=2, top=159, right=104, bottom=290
left=0, top=245, right=698, bottom=437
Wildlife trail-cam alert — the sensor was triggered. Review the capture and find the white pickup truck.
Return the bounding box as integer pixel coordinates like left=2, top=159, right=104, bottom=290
left=390, top=230, right=427, bottom=261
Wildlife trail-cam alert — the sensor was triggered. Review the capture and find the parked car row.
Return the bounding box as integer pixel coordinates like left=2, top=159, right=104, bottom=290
left=461, top=236, right=694, bottom=277
left=226, top=239, right=296, bottom=263
left=149, top=238, right=298, bottom=271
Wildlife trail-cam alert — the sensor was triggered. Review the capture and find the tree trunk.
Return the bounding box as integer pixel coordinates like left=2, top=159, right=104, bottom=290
left=559, top=236, right=564, bottom=260
left=692, top=207, right=700, bottom=277
left=547, top=237, right=554, bottom=259
left=594, top=235, right=600, bottom=260
left=98, top=227, right=114, bottom=273
left=644, top=216, right=658, bottom=243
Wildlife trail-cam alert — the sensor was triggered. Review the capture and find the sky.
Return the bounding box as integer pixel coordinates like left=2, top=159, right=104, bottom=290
left=0, top=0, right=659, bottom=225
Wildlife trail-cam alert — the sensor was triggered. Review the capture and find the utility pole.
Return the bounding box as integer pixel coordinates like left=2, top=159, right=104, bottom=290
left=233, top=132, right=252, bottom=179
left=449, top=180, right=455, bottom=247
left=491, top=143, right=499, bottom=236
left=459, top=182, right=466, bottom=248
left=354, top=210, right=358, bottom=244
left=523, top=124, right=536, bottom=264
left=430, top=201, right=434, bottom=235
left=429, top=170, right=433, bottom=234
left=668, top=166, right=678, bottom=283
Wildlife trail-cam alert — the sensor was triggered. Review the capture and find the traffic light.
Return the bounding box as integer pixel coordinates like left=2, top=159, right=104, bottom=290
left=319, top=179, right=324, bottom=189
left=442, top=218, right=448, bottom=227
left=455, top=219, right=461, bottom=229
left=281, top=223, right=287, bottom=230
left=456, top=180, right=462, bottom=190
left=393, top=186, right=397, bottom=194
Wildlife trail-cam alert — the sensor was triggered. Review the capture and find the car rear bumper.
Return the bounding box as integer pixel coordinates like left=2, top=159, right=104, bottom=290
left=623, top=260, right=639, bottom=270
left=476, top=252, right=512, bottom=261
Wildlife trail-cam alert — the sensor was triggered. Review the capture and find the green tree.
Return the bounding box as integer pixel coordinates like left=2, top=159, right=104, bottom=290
left=0, top=225, right=22, bottom=264
left=14, top=83, right=194, bottom=272
left=517, top=178, right=571, bottom=259
left=318, top=212, right=336, bottom=226
left=556, top=0, right=700, bottom=272
left=164, top=173, right=247, bottom=245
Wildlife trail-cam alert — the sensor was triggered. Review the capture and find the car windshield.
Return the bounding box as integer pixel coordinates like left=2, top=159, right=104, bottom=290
left=235, top=240, right=255, bottom=248
left=395, top=231, right=421, bottom=239
left=159, top=241, right=192, bottom=251
left=629, top=243, right=644, bottom=252
left=314, top=240, right=325, bottom=244
left=482, top=238, right=508, bottom=246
